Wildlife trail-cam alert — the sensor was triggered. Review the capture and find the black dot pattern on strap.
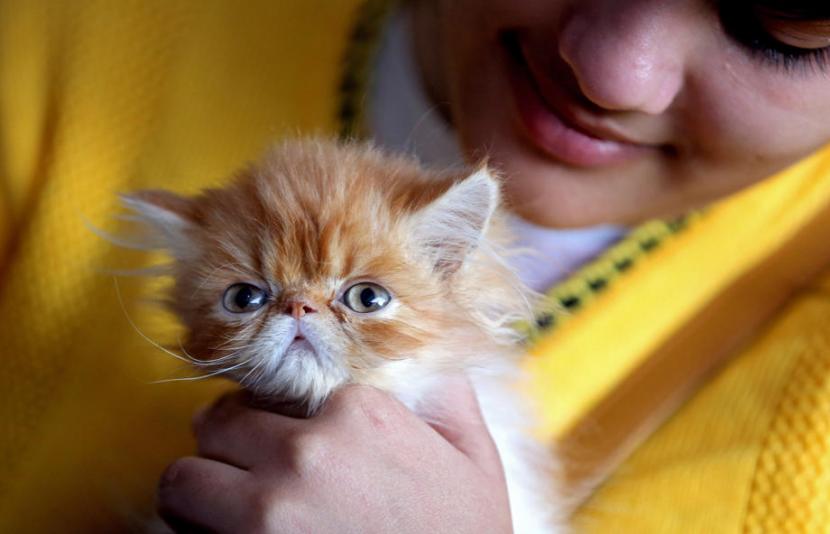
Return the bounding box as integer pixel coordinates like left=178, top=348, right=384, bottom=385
left=588, top=278, right=607, bottom=291
left=614, top=258, right=634, bottom=272
left=524, top=214, right=699, bottom=342
left=535, top=313, right=555, bottom=329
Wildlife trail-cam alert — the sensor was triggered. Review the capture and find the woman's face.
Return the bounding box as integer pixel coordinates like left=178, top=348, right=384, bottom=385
left=413, top=1, right=830, bottom=227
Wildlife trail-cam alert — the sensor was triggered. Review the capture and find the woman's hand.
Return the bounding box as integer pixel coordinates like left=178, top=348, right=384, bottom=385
left=157, top=378, right=513, bottom=533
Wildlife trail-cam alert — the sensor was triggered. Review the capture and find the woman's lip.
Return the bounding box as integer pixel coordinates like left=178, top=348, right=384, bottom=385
left=503, top=33, right=655, bottom=168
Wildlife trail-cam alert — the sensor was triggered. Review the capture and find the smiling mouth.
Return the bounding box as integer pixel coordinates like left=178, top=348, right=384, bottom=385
left=501, top=31, right=654, bottom=168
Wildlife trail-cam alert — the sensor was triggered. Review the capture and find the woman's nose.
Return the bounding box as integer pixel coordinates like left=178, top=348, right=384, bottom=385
left=557, top=0, right=692, bottom=115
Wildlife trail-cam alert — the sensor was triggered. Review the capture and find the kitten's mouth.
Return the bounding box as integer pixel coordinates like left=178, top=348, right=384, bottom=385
left=288, top=337, right=314, bottom=352
left=293, top=334, right=306, bottom=341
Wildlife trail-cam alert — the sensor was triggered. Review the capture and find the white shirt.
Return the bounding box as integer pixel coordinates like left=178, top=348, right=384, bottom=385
left=367, top=7, right=624, bottom=292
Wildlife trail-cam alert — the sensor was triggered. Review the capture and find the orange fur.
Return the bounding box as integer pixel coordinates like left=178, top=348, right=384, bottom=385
left=125, top=138, right=533, bottom=410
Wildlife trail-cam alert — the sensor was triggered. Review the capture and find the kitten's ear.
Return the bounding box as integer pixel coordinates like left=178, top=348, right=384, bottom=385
left=411, top=166, right=500, bottom=276
left=120, top=190, right=198, bottom=259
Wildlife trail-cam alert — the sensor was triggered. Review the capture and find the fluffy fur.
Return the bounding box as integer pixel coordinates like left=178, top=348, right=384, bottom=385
left=125, top=139, right=563, bottom=532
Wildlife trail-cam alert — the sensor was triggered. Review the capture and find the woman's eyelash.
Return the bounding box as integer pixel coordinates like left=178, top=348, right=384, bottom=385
left=718, top=4, right=830, bottom=74
left=744, top=36, right=830, bottom=74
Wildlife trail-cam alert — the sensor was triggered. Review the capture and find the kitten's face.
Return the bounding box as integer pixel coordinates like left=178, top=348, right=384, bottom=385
left=126, top=141, right=507, bottom=412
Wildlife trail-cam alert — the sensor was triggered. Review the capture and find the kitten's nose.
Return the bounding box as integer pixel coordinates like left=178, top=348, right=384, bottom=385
left=285, top=301, right=317, bottom=319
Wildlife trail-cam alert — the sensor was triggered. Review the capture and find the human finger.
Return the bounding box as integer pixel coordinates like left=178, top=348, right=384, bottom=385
left=421, top=375, right=505, bottom=479
left=157, top=456, right=250, bottom=534
left=193, top=390, right=302, bottom=469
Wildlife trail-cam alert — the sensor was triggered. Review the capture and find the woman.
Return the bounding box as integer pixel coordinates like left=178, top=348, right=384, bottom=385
left=1, top=0, right=829, bottom=532
left=156, top=1, right=830, bottom=531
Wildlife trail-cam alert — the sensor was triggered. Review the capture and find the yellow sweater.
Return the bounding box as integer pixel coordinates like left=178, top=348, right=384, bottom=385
left=1, top=1, right=829, bottom=532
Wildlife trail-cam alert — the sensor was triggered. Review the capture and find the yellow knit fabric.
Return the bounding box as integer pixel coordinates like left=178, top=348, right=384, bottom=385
left=3, top=2, right=830, bottom=533
left=572, top=268, right=830, bottom=533
left=745, top=291, right=830, bottom=533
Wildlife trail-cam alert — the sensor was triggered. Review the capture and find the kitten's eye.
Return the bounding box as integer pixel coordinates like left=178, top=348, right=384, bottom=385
left=342, top=283, right=391, bottom=313
left=223, top=283, right=268, bottom=313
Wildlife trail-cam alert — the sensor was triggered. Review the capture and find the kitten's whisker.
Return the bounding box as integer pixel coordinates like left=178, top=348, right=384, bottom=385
left=211, top=335, right=258, bottom=353
left=197, top=353, right=243, bottom=366
left=238, top=357, right=267, bottom=388
left=175, top=337, right=241, bottom=366
left=211, top=326, right=265, bottom=351
left=151, top=358, right=251, bottom=384
left=113, top=277, right=195, bottom=365
left=205, top=346, right=256, bottom=366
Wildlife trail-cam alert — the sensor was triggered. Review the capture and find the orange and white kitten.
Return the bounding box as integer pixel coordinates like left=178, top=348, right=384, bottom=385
left=125, top=139, right=563, bottom=533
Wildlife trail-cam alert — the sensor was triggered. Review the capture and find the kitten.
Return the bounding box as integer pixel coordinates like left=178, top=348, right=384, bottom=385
left=124, top=139, right=563, bottom=533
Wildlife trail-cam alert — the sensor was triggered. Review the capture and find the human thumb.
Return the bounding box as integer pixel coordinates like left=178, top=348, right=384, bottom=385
left=424, top=374, right=505, bottom=479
